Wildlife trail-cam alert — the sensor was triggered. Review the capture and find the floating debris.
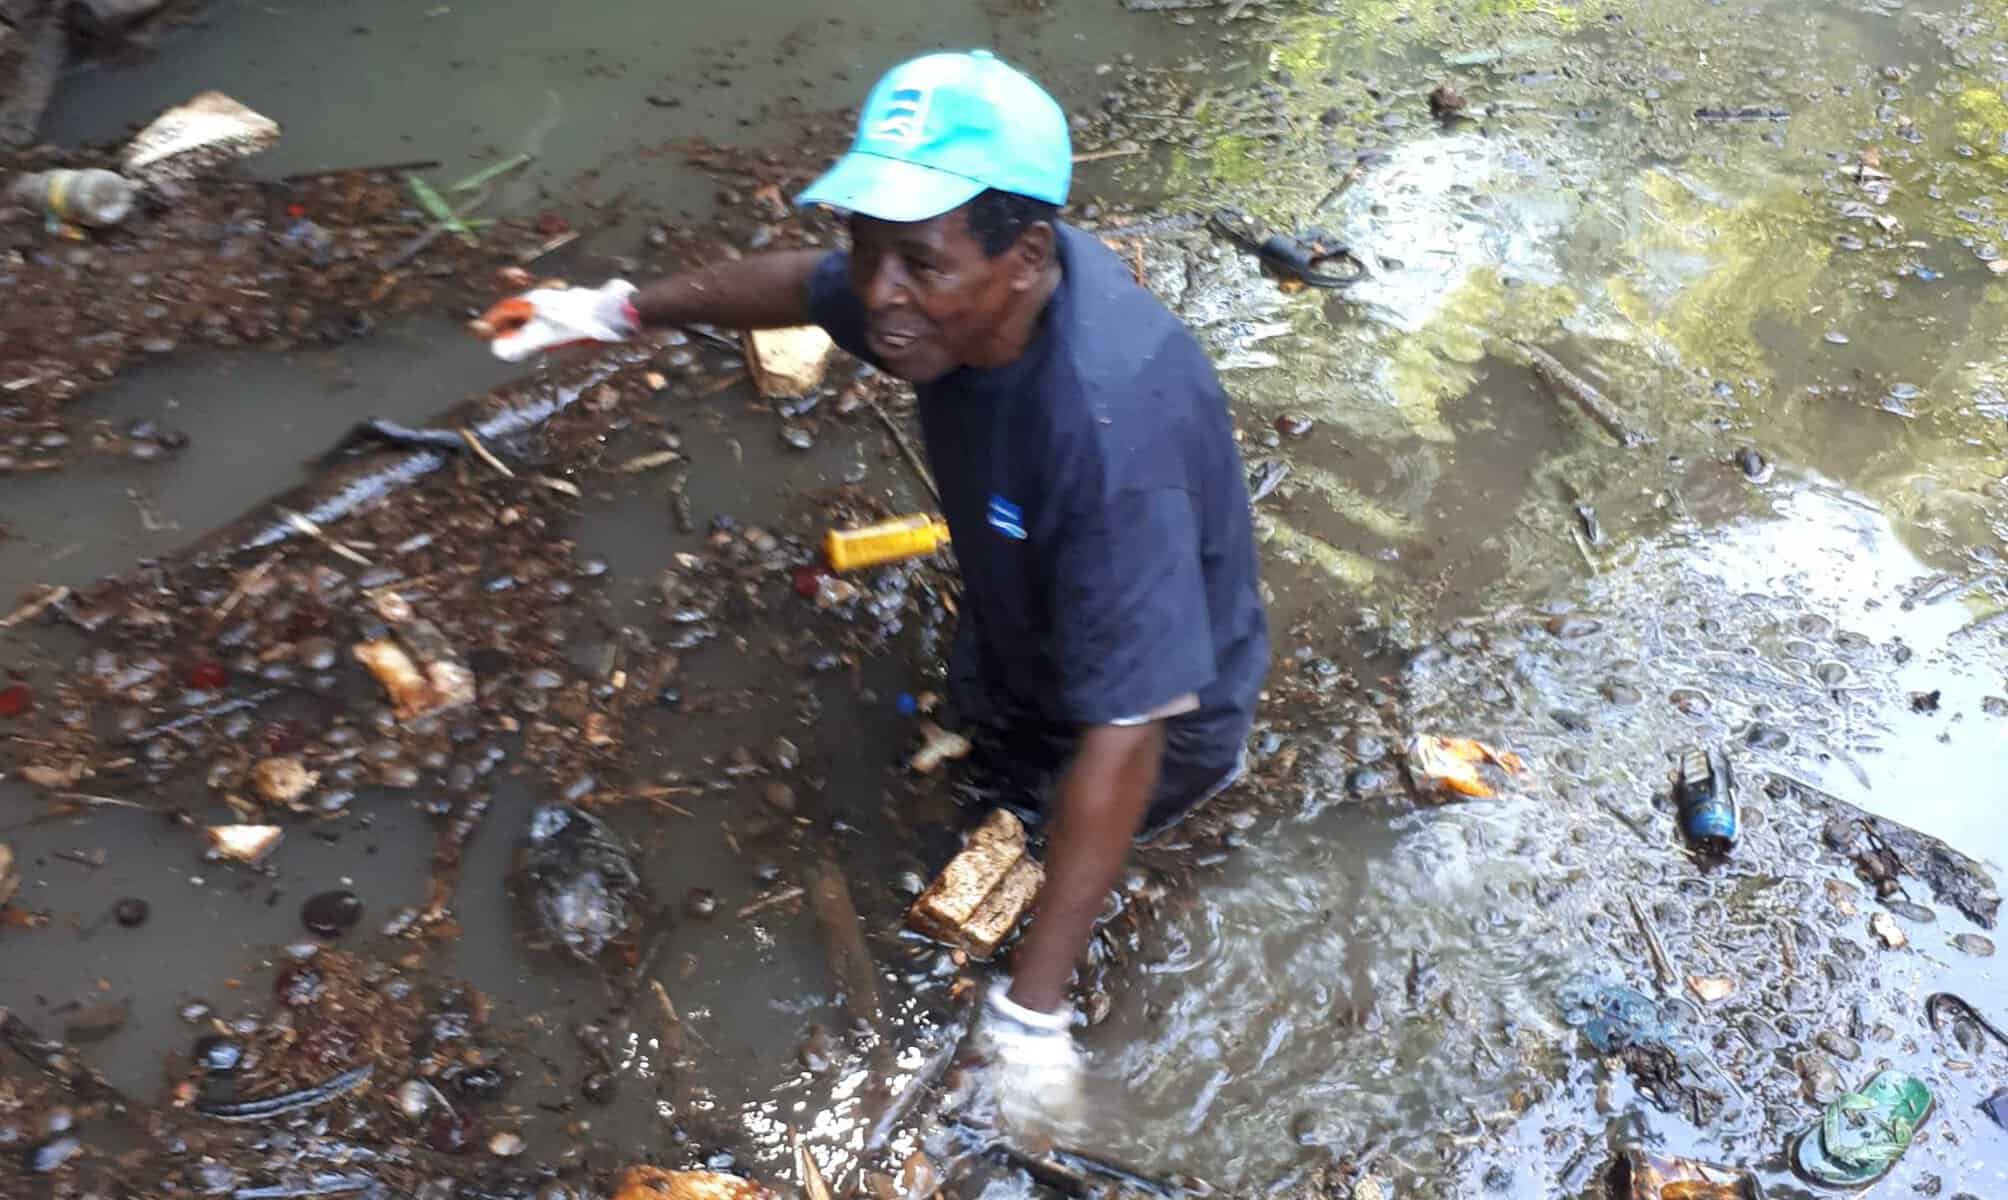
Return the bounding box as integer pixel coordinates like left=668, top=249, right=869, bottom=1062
left=122, top=91, right=280, bottom=186
left=909, top=721, right=972, bottom=775
left=1404, top=734, right=1526, bottom=801
left=301, top=890, right=363, bottom=937
left=518, top=806, right=641, bottom=962
left=205, top=826, right=284, bottom=865
left=249, top=757, right=319, bottom=807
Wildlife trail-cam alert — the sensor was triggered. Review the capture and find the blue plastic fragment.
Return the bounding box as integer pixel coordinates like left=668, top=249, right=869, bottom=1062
left=895, top=692, right=918, bottom=717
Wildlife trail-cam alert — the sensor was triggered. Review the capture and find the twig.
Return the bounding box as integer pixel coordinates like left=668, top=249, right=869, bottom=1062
left=457, top=428, right=515, bottom=479
left=214, top=554, right=281, bottom=619
left=532, top=475, right=581, bottom=497
left=617, top=450, right=682, bottom=474
left=792, top=1129, right=835, bottom=1200
left=650, top=978, right=710, bottom=1051
left=1511, top=339, right=1647, bottom=447
left=280, top=510, right=374, bottom=568
left=866, top=395, right=941, bottom=505
left=518, top=230, right=579, bottom=264
left=808, top=857, right=884, bottom=1028
left=1569, top=525, right=1599, bottom=576
left=0, top=585, right=70, bottom=629
left=1311, top=162, right=1365, bottom=217
left=54, top=793, right=147, bottom=810
left=1072, top=145, right=1147, bottom=164
left=1593, top=799, right=1651, bottom=844
left=1628, top=892, right=1678, bottom=990
left=736, top=884, right=806, bottom=919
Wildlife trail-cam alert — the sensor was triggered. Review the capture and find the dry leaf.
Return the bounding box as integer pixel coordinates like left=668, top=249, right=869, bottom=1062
left=1686, top=975, right=1736, bottom=1004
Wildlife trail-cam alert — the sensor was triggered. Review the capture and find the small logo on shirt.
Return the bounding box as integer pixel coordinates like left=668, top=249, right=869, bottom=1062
left=986, top=495, right=1027, bottom=540
left=868, top=86, right=933, bottom=147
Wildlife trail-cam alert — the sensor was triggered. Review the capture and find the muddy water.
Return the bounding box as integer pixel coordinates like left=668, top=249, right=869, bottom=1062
left=6, top=0, right=2008, bottom=1196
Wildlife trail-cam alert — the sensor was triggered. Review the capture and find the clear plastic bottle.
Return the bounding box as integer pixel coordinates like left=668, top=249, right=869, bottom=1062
left=9, top=168, right=137, bottom=228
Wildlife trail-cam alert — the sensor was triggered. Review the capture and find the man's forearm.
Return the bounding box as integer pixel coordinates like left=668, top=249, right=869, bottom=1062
left=631, top=249, right=826, bottom=331
left=1007, top=724, right=1163, bottom=1014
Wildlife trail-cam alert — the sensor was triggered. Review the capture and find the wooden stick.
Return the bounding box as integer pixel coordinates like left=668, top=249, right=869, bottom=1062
left=1628, top=892, right=1678, bottom=990
left=1512, top=339, right=1647, bottom=448
left=518, top=229, right=580, bottom=264
left=809, top=857, right=883, bottom=1028
left=214, top=554, right=280, bottom=619
left=866, top=395, right=941, bottom=505
left=650, top=978, right=710, bottom=1052
left=1072, top=145, right=1147, bottom=164
left=736, top=885, right=806, bottom=919
left=792, top=1129, right=835, bottom=1200
left=0, top=585, right=69, bottom=629
left=457, top=427, right=515, bottom=478
left=279, top=510, right=374, bottom=568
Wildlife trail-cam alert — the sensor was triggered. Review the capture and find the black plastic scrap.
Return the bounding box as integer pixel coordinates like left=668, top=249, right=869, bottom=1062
left=195, top=1064, right=374, bottom=1122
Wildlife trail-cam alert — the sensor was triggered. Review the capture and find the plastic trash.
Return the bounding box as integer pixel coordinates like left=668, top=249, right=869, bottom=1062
left=122, top=91, right=280, bottom=186
left=1674, top=745, right=1738, bottom=855
left=1403, top=734, right=1525, bottom=801
left=1790, top=1069, right=1932, bottom=1188
left=1608, top=1146, right=1760, bottom=1199
left=825, top=514, right=952, bottom=572
left=1557, top=975, right=1676, bottom=1053
left=8, top=168, right=136, bottom=228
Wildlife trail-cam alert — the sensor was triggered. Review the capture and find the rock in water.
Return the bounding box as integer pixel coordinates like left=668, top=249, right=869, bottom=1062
left=301, top=889, right=363, bottom=937
left=519, top=806, right=640, bottom=961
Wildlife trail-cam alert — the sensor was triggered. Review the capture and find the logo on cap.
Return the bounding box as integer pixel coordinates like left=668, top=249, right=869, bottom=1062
left=868, top=86, right=933, bottom=147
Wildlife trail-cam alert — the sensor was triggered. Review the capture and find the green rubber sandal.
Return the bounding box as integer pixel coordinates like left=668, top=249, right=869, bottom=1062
left=1790, top=1069, right=1933, bottom=1189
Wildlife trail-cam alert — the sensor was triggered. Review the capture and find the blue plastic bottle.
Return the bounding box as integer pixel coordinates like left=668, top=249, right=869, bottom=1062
left=1675, top=746, right=1738, bottom=855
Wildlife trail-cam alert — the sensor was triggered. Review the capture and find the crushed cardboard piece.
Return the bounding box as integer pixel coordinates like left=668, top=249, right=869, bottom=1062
left=743, top=326, right=834, bottom=398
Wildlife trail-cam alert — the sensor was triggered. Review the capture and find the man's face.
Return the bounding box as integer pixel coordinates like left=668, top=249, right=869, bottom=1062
left=846, top=206, right=1035, bottom=384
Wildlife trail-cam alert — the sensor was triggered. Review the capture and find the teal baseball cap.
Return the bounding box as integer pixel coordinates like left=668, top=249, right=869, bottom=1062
left=797, top=50, right=1071, bottom=223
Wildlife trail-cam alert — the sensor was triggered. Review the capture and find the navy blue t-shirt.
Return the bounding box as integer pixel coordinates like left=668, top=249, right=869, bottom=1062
left=808, top=224, right=1267, bottom=783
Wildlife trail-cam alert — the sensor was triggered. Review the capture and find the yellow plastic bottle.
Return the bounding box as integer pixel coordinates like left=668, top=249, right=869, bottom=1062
left=824, top=514, right=951, bottom=572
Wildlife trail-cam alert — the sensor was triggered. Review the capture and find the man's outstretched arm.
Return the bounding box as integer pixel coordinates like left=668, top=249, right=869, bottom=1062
left=1006, top=722, right=1163, bottom=1013
left=476, top=250, right=828, bottom=360
left=631, top=249, right=825, bottom=331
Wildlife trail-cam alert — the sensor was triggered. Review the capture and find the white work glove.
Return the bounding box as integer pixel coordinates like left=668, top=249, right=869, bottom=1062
left=471, top=279, right=640, bottom=362
left=964, top=981, right=1086, bottom=1140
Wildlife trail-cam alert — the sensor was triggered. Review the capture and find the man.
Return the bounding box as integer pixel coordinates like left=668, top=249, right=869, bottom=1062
left=482, top=50, right=1266, bottom=1127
